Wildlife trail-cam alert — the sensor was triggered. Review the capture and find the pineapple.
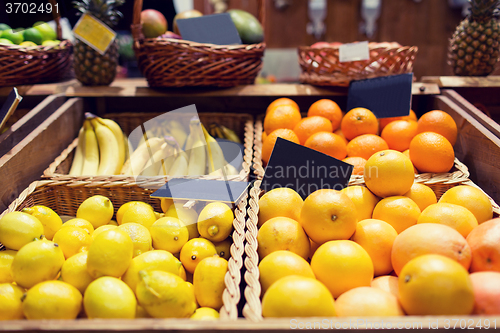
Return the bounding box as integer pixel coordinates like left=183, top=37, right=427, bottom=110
left=73, top=0, right=124, bottom=86
left=448, top=0, right=500, bottom=76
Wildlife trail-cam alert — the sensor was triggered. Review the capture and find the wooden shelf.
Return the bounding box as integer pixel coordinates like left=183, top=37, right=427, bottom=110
left=421, top=76, right=500, bottom=88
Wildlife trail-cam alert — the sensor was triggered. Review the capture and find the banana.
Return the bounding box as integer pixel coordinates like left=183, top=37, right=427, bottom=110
left=98, top=118, right=125, bottom=174
left=158, top=136, right=180, bottom=176
left=122, top=135, right=131, bottom=171
left=90, top=118, right=120, bottom=175
left=220, top=125, right=241, bottom=143
left=140, top=142, right=169, bottom=176
left=122, top=137, right=165, bottom=176
left=81, top=120, right=99, bottom=175
left=225, top=163, right=240, bottom=176
left=202, top=124, right=227, bottom=174
left=166, top=120, right=188, bottom=149
left=169, top=151, right=189, bottom=176
left=69, top=126, right=85, bottom=176
left=187, top=119, right=207, bottom=176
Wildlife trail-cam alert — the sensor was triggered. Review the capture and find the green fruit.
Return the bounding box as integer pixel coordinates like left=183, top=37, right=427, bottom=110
left=42, top=40, right=60, bottom=46
left=23, top=28, right=43, bottom=45
left=1, top=29, right=23, bottom=45
left=20, top=41, right=37, bottom=47
left=227, top=9, right=264, bottom=44
left=33, top=22, right=56, bottom=42
left=0, top=23, right=11, bottom=31
left=0, top=38, right=14, bottom=45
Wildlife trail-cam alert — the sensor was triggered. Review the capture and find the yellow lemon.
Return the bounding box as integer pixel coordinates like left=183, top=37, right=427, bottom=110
left=108, top=220, right=118, bottom=226
left=190, top=307, right=219, bottom=320
left=122, top=250, right=181, bottom=293
left=197, top=202, right=234, bottom=243
left=0, top=283, right=25, bottom=320
left=136, top=270, right=197, bottom=318
left=61, top=251, right=94, bottom=294
left=257, top=187, right=303, bottom=227
left=0, top=212, right=44, bottom=250
left=22, top=206, right=62, bottom=240
left=61, top=218, right=94, bottom=235
left=0, top=250, right=16, bottom=283
left=76, top=195, right=114, bottom=228
left=179, top=265, right=187, bottom=281
left=193, top=256, right=228, bottom=310
left=23, top=281, right=82, bottom=319
left=116, top=201, right=154, bottom=225
left=92, top=225, right=117, bottom=240
left=341, top=185, right=380, bottom=221
left=257, top=217, right=310, bottom=260
left=11, top=239, right=65, bottom=289
left=120, top=204, right=157, bottom=229
left=84, top=276, right=136, bottom=319
left=150, top=217, right=188, bottom=253
left=213, top=238, right=231, bottom=260
left=87, top=229, right=133, bottom=279
left=53, top=226, right=92, bottom=259
left=165, top=202, right=200, bottom=240
left=160, top=198, right=174, bottom=213
left=118, top=223, right=153, bottom=257
left=262, top=276, right=336, bottom=318
left=136, top=304, right=151, bottom=318
left=180, top=238, right=217, bottom=274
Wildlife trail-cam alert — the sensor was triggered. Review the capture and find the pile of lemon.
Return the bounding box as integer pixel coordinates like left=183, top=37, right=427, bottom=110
left=0, top=195, right=235, bottom=320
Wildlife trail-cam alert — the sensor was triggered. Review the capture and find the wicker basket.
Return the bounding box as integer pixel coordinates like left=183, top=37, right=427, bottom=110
left=43, top=112, right=254, bottom=182
left=0, top=0, right=73, bottom=87
left=0, top=179, right=247, bottom=319
left=298, top=43, right=418, bottom=87
left=130, top=0, right=266, bottom=88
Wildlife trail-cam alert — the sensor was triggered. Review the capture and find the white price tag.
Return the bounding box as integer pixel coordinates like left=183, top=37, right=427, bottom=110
left=339, top=41, right=370, bottom=62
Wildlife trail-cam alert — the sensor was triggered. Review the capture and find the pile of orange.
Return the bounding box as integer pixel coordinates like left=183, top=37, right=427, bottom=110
left=262, top=97, right=459, bottom=175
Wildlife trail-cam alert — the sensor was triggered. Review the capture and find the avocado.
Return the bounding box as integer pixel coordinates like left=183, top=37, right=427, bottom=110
left=227, top=9, right=264, bottom=44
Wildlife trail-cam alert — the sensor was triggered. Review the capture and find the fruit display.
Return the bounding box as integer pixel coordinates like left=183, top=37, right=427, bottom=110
left=0, top=193, right=236, bottom=320
left=0, top=22, right=60, bottom=46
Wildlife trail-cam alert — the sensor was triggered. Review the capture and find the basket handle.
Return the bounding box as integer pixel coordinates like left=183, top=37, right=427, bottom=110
left=48, top=0, right=63, bottom=40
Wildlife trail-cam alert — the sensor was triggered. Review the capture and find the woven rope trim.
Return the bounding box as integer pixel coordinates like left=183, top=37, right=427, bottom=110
left=253, top=120, right=265, bottom=179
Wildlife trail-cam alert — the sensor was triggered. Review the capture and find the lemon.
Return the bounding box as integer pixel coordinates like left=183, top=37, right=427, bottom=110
left=0, top=212, right=44, bottom=250
left=61, top=252, right=94, bottom=294
left=190, top=307, right=220, bottom=320
left=11, top=239, right=65, bottom=289
left=180, top=238, right=218, bottom=274
left=33, top=21, right=56, bottom=42
left=213, top=239, right=231, bottom=260
left=0, top=283, right=25, bottom=320
left=92, top=225, right=117, bottom=240
left=76, top=195, right=114, bottom=228
left=118, top=223, right=153, bottom=257
left=23, top=28, right=42, bottom=45
left=197, top=202, right=234, bottom=242
left=150, top=217, right=189, bottom=253
left=165, top=202, right=200, bottom=239
left=62, top=218, right=94, bottom=235
left=87, top=229, right=133, bottom=279
left=84, top=276, right=136, bottom=319
left=116, top=201, right=154, bottom=225
left=20, top=41, right=37, bottom=47
left=193, top=257, right=228, bottom=310
left=53, top=226, right=92, bottom=259
left=179, top=265, right=187, bottom=281
left=108, top=220, right=118, bottom=226
left=0, top=250, right=16, bottom=283
left=121, top=204, right=157, bottom=228
left=23, top=280, right=82, bottom=319
left=122, top=250, right=181, bottom=293
left=21, top=206, right=62, bottom=240
left=41, top=40, right=60, bottom=47
left=136, top=304, right=152, bottom=318
left=154, top=212, right=163, bottom=219
left=136, top=270, right=197, bottom=318
left=161, top=198, right=174, bottom=213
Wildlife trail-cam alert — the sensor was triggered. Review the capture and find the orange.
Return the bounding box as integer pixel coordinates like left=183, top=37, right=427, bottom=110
left=311, top=240, right=374, bottom=298
left=417, top=110, right=458, bottom=146
left=257, top=187, right=303, bottom=227
left=381, top=120, right=418, bottom=152
left=351, top=219, right=398, bottom=276
left=403, top=149, right=418, bottom=174
left=379, top=109, right=418, bottom=131
left=470, top=272, right=500, bottom=314
left=335, top=287, right=404, bottom=317
left=364, top=150, right=415, bottom=198
left=343, top=156, right=366, bottom=176
left=409, top=132, right=455, bottom=173
left=261, top=129, right=300, bottom=164
left=266, top=98, right=299, bottom=115
left=346, top=134, right=389, bottom=160
left=304, top=132, right=347, bottom=160
left=263, top=105, right=302, bottom=135
left=309, top=238, right=320, bottom=260
left=372, top=196, right=421, bottom=234
left=466, top=218, right=500, bottom=272
left=439, top=185, right=493, bottom=224
left=391, top=223, right=472, bottom=276
left=341, top=107, right=379, bottom=141
left=371, top=275, right=399, bottom=299
left=334, top=128, right=348, bottom=144
left=257, top=217, right=310, bottom=260
left=340, top=186, right=380, bottom=221
left=398, top=254, right=474, bottom=315
left=403, top=183, right=437, bottom=212
left=258, top=250, right=315, bottom=294
left=418, top=203, right=478, bottom=238
left=299, top=189, right=358, bottom=244
left=307, top=99, right=343, bottom=131
left=293, top=116, right=333, bottom=145
left=261, top=131, right=267, bottom=142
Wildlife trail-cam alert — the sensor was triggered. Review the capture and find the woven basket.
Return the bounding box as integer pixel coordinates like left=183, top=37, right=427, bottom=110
left=0, top=0, right=73, bottom=87
left=130, top=0, right=265, bottom=88
left=43, top=112, right=254, bottom=182
left=298, top=43, right=418, bottom=87
left=0, top=179, right=247, bottom=319
left=243, top=178, right=500, bottom=321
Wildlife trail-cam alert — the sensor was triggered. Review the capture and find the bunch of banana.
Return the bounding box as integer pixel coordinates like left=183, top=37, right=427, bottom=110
left=208, top=123, right=241, bottom=144
left=69, top=114, right=127, bottom=176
